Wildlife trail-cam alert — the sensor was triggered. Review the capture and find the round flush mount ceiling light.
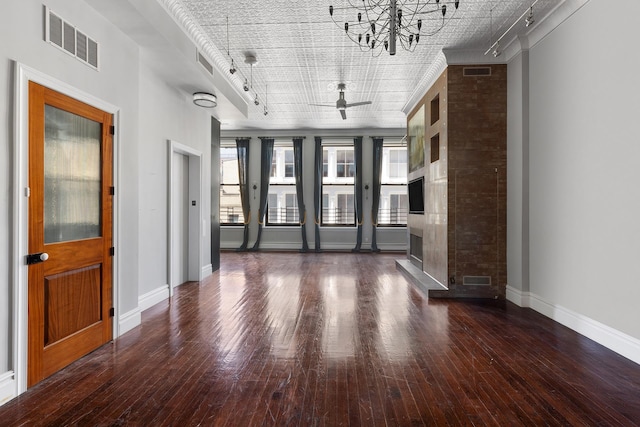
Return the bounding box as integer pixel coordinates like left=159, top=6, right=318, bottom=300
left=192, top=92, right=217, bottom=108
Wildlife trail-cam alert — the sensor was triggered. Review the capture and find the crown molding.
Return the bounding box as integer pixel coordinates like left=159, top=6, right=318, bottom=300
left=401, top=0, right=591, bottom=115
left=159, top=0, right=252, bottom=105
left=526, top=0, right=590, bottom=50
left=401, top=51, right=448, bottom=116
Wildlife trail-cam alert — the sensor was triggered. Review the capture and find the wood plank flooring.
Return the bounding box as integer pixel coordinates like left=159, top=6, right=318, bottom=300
left=2, top=252, right=640, bottom=426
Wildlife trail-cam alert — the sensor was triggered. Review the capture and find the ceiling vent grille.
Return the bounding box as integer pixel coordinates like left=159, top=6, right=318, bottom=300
left=463, top=67, right=492, bottom=77
left=197, top=51, right=214, bottom=76
left=45, top=7, right=99, bottom=70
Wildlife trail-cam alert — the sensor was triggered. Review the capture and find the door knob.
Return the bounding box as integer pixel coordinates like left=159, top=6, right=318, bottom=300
left=26, top=252, right=49, bottom=265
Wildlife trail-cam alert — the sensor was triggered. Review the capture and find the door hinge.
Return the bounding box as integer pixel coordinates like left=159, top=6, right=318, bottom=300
left=109, top=247, right=115, bottom=256
left=109, top=125, right=115, bottom=135
left=109, top=307, right=115, bottom=317
left=109, top=186, right=115, bottom=196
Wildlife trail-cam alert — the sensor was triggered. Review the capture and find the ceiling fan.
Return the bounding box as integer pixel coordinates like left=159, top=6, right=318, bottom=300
left=310, top=83, right=372, bottom=120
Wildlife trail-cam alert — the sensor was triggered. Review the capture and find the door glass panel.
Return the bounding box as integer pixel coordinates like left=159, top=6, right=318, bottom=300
left=44, top=105, right=101, bottom=243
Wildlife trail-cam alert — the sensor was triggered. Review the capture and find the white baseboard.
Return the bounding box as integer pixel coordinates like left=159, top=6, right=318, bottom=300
left=506, top=286, right=640, bottom=366
left=118, top=307, right=141, bottom=337
left=0, top=371, right=16, bottom=406
left=138, top=285, right=170, bottom=312
left=506, top=285, right=531, bottom=307
left=201, top=264, right=212, bottom=279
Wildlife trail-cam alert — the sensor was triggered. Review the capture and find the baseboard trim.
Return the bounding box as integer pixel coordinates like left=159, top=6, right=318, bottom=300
left=201, top=264, right=212, bottom=279
left=0, top=371, right=16, bottom=406
left=118, top=307, right=141, bottom=337
left=506, top=285, right=531, bottom=307
left=507, top=287, right=640, bottom=366
left=138, top=285, right=170, bottom=312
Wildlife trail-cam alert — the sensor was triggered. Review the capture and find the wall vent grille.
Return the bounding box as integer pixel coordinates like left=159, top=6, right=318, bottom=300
left=197, top=51, right=214, bottom=76
left=463, top=67, right=491, bottom=77
left=463, top=276, right=491, bottom=286
left=45, top=7, right=99, bottom=70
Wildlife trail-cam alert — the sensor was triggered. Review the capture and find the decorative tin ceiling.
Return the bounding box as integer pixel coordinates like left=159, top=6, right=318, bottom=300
left=164, top=0, right=564, bottom=130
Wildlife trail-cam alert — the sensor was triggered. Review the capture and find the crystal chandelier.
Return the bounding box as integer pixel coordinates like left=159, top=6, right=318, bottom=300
left=329, top=0, right=460, bottom=56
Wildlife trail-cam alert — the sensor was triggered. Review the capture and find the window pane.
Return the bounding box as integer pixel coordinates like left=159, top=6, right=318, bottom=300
left=377, top=185, right=408, bottom=225
left=44, top=105, right=101, bottom=243
left=220, top=184, right=244, bottom=224
left=322, top=185, right=355, bottom=225
left=267, top=186, right=298, bottom=225
left=284, top=149, right=294, bottom=178
left=323, top=146, right=354, bottom=184
left=336, top=149, right=354, bottom=178
left=220, top=147, right=239, bottom=185
left=323, top=149, right=328, bottom=177
left=272, top=145, right=295, bottom=184
left=385, top=148, right=407, bottom=181
left=220, top=146, right=244, bottom=224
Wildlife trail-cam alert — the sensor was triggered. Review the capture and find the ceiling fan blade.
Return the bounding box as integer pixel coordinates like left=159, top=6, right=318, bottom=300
left=309, top=103, right=336, bottom=107
left=340, top=109, right=347, bottom=120
left=345, top=101, right=372, bottom=108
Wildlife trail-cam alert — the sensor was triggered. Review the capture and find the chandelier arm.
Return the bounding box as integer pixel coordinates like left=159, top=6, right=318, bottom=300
left=330, top=0, right=460, bottom=56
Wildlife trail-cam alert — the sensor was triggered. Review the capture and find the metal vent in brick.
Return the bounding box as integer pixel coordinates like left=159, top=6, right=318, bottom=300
left=463, top=67, right=492, bottom=77
left=463, top=276, right=491, bottom=285
left=197, top=51, right=214, bottom=76
left=45, top=7, right=99, bottom=70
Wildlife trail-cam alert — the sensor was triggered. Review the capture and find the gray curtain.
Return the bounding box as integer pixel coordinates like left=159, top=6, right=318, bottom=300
left=235, top=138, right=251, bottom=251
left=352, top=136, right=363, bottom=252
left=371, top=137, right=384, bottom=252
left=313, top=136, right=322, bottom=252
left=251, top=138, right=274, bottom=251
left=293, top=137, right=309, bottom=252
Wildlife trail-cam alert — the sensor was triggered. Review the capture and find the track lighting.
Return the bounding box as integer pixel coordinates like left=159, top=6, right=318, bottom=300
left=263, top=84, right=268, bottom=115
left=492, top=42, right=501, bottom=58
left=485, top=0, right=540, bottom=57
left=525, top=6, right=535, bottom=27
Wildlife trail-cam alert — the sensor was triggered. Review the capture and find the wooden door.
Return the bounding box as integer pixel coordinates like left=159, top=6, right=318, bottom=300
left=27, top=82, right=113, bottom=387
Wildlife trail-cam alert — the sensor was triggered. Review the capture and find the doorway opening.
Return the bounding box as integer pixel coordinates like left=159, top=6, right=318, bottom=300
left=168, top=141, right=202, bottom=296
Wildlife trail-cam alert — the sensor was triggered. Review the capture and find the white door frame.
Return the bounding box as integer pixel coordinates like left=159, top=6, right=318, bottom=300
left=11, top=62, right=121, bottom=397
left=168, top=140, right=202, bottom=296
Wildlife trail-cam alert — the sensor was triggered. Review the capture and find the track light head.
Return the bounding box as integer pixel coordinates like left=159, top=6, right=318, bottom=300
left=492, top=41, right=501, bottom=58
left=525, top=7, right=535, bottom=27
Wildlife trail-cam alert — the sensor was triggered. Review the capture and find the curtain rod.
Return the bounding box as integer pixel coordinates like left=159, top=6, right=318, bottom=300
left=258, top=136, right=306, bottom=140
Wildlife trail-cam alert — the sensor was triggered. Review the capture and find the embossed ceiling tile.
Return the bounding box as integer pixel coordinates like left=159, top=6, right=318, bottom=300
left=172, top=0, right=562, bottom=130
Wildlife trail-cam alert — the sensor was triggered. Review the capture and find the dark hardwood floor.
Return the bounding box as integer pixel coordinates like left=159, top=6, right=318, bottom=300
left=3, top=252, right=640, bottom=426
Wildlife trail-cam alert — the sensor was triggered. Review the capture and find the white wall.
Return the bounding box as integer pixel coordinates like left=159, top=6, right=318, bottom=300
left=517, top=0, right=640, bottom=358
left=219, top=129, right=407, bottom=251
left=137, top=58, right=212, bottom=298
left=0, top=0, right=214, bottom=402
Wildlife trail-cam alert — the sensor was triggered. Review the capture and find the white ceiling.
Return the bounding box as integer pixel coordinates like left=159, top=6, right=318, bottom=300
left=121, top=0, right=566, bottom=130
